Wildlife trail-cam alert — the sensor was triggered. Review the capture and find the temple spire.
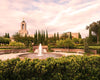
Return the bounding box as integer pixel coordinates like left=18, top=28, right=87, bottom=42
left=19, top=19, right=28, bottom=36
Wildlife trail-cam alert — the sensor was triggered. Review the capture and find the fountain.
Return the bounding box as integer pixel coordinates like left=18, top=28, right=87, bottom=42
left=38, top=43, right=42, bottom=56
left=19, top=43, right=62, bottom=59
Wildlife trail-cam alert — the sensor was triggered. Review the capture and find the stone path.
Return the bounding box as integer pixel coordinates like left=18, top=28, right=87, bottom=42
left=0, top=53, right=28, bottom=61
left=0, top=52, right=83, bottom=61
left=52, top=52, right=83, bottom=56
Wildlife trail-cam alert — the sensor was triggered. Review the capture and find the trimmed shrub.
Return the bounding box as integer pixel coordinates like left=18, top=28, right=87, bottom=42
left=9, top=41, right=25, bottom=48
left=0, top=37, right=10, bottom=44
left=0, top=56, right=100, bottom=80
left=56, top=39, right=75, bottom=48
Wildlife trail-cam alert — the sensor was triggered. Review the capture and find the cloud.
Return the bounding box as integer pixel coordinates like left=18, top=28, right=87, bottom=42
left=0, top=0, right=100, bottom=38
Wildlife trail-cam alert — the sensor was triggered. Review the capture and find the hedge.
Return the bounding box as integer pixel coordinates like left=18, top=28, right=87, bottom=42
left=0, top=55, right=100, bottom=80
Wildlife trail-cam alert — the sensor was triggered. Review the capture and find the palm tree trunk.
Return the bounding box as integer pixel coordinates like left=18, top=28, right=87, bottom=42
left=97, top=34, right=99, bottom=44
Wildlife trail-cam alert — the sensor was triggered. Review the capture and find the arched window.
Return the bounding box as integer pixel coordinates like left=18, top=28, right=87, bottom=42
left=22, top=24, right=24, bottom=29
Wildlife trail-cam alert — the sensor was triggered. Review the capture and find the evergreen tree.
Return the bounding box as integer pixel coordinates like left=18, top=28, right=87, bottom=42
left=41, top=30, right=44, bottom=44
left=78, top=33, right=81, bottom=38
left=43, top=30, right=45, bottom=45
left=38, top=30, right=41, bottom=44
left=98, top=27, right=100, bottom=42
left=46, top=30, right=48, bottom=40
left=88, top=28, right=93, bottom=44
left=57, top=32, right=59, bottom=40
left=45, top=30, right=48, bottom=45
left=43, top=30, right=46, bottom=45
left=84, top=39, right=90, bottom=53
left=4, top=33, right=10, bottom=38
left=33, top=30, right=49, bottom=45
left=34, top=30, right=37, bottom=45
left=69, top=32, right=72, bottom=39
left=54, top=33, right=56, bottom=42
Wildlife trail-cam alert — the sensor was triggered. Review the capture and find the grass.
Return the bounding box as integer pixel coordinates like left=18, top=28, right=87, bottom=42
left=0, top=49, right=11, bottom=50
left=28, top=50, right=34, bottom=53
left=77, top=46, right=100, bottom=49
left=89, top=46, right=100, bottom=49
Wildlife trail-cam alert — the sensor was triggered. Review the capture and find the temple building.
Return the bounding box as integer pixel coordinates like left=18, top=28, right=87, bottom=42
left=66, top=32, right=80, bottom=39
left=18, top=20, right=80, bottom=39
left=19, top=20, right=28, bottom=36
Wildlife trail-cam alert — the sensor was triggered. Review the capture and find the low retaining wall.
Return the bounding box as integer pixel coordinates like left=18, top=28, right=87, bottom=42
left=51, top=48, right=97, bottom=54
left=0, top=49, right=30, bottom=54
left=33, top=46, right=48, bottom=51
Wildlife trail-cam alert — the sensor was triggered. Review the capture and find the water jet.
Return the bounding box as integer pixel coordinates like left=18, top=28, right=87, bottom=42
left=38, top=43, right=42, bottom=56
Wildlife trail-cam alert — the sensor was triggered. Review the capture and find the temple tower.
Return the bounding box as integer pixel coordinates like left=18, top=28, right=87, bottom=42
left=19, top=20, right=28, bottom=36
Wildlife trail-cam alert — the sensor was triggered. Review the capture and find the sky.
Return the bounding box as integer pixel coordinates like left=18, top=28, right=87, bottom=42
left=0, top=0, right=100, bottom=38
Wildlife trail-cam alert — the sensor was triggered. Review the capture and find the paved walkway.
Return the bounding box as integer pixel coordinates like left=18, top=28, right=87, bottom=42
left=0, top=53, right=28, bottom=61
left=0, top=52, right=83, bottom=61
left=52, top=52, right=83, bottom=56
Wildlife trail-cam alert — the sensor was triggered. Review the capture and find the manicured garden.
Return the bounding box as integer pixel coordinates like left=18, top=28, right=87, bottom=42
left=0, top=55, right=100, bottom=80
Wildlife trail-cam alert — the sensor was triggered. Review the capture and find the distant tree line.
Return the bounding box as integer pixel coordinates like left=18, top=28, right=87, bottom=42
left=13, top=33, right=34, bottom=47
left=4, top=33, right=10, bottom=38
left=48, top=32, right=59, bottom=45
left=0, top=31, right=82, bottom=49
left=33, top=30, right=82, bottom=49
left=34, top=30, right=48, bottom=45
left=0, top=37, right=10, bottom=44
left=0, top=33, right=10, bottom=44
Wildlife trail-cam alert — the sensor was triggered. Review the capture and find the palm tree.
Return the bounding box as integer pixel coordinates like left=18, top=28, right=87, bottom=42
left=86, top=21, right=100, bottom=44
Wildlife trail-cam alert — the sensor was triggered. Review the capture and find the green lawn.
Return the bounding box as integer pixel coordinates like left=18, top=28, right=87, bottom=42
left=0, top=49, right=11, bottom=50
left=89, top=46, right=100, bottom=49
left=77, top=46, right=100, bottom=49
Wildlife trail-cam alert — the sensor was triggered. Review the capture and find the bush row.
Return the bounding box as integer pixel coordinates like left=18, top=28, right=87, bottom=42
left=0, top=55, right=100, bottom=80
left=0, top=41, right=26, bottom=49
left=0, top=37, right=10, bottom=44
